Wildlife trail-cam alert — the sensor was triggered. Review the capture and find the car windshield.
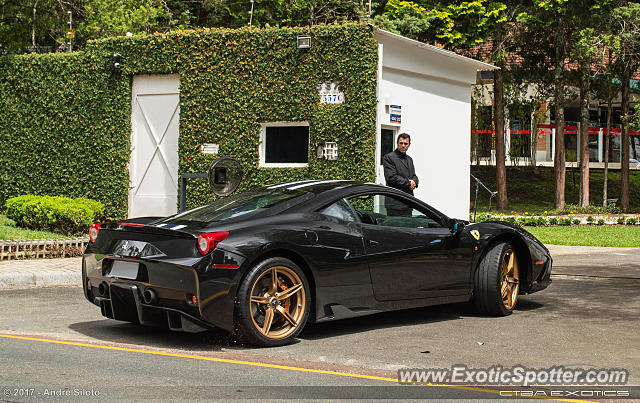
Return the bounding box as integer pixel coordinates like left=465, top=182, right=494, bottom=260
left=163, top=188, right=310, bottom=224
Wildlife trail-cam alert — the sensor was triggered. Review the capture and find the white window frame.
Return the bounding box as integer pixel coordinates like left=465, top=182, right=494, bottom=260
left=259, top=121, right=310, bottom=168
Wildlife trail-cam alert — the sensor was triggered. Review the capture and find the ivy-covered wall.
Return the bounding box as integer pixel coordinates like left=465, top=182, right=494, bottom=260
left=0, top=23, right=378, bottom=218
left=0, top=53, right=131, bottom=218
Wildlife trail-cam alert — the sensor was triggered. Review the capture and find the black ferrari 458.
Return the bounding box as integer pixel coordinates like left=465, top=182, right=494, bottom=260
left=82, top=179, right=552, bottom=346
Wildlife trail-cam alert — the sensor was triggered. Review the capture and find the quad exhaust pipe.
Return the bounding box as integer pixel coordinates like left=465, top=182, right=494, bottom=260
left=97, top=282, right=109, bottom=298
left=142, top=288, right=158, bottom=305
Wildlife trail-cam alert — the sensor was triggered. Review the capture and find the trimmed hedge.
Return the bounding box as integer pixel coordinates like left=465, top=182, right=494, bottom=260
left=0, top=23, right=378, bottom=218
left=5, top=195, right=104, bottom=235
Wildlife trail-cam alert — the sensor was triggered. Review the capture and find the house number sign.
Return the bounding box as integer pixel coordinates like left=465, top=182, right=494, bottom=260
left=318, top=82, right=344, bottom=104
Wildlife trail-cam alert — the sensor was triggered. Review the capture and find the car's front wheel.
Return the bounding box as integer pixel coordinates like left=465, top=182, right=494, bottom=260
left=474, top=242, right=520, bottom=316
left=234, top=257, right=310, bottom=346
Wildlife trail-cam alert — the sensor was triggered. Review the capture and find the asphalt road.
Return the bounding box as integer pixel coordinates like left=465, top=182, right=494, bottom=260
left=1, top=248, right=639, bottom=401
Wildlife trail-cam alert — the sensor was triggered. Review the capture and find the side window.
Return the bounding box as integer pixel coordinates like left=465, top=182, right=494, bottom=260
left=319, top=199, right=358, bottom=222
left=347, top=194, right=443, bottom=229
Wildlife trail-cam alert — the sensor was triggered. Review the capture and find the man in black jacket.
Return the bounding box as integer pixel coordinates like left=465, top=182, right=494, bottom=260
left=383, top=133, right=419, bottom=195
left=382, top=133, right=419, bottom=216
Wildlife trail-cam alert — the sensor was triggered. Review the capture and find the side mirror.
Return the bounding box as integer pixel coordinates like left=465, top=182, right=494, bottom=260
left=449, top=219, right=463, bottom=234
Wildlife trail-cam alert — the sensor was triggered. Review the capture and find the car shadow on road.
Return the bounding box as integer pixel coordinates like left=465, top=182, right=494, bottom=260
left=299, top=302, right=475, bottom=340
left=300, top=298, right=546, bottom=341
left=68, top=299, right=546, bottom=350
left=513, top=298, right=545, bottom=311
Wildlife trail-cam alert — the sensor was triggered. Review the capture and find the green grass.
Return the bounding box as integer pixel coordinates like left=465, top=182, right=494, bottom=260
left=526, top=226, right=640, bottom=247
left=471, top=166, right=640, bottom=214
left=0, top=215, right=68, bottom=241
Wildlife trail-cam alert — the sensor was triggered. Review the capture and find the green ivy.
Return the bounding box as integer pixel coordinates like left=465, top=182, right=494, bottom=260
left=0, top=23, right=378, bottom=218
left=0, top=52, right=130, bottom=218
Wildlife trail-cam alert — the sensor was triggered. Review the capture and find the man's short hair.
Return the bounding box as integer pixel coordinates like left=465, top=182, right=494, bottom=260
left=397, top=133, right=411, bottom=143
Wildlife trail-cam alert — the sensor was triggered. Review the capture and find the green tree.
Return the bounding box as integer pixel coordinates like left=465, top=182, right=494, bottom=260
left=517, top=0, right=629, bottom=209
left=376, top=0, right=512, bottom=209
left=591, top=51, right=621, bottom=207
left=0, top=0, right=82, bottom=52
left=570, top=1, right=616, bottom=208
left=518, top=0, right=575, bottom=210
left=79, top=0, right=168, bottom=39
left=610, top=2, right=640, bottom=210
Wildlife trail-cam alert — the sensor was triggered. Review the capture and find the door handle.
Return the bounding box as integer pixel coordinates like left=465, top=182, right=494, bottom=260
left=368, top=239, right=379, bottom=247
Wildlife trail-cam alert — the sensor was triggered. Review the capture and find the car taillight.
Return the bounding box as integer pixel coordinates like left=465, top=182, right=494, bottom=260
left=197, top=232, right=229, bottom=255
left=89, top=223, right=104, bottom=243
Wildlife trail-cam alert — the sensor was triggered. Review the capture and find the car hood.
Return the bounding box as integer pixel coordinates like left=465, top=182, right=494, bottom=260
left=466, top=220, right=549, bottom=253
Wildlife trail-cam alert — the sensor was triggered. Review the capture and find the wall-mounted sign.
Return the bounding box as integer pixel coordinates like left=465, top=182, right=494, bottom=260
left=389, top=105, right=401, bottom=124
left=201, top=143, right=219, bottom=154
left=318, top=82, right=344, bottom=104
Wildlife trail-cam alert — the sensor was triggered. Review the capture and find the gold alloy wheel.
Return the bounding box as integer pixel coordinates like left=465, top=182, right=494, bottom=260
left=249, top=266, right=306, bottom=339
left=500, top=249, right=519, bottom=310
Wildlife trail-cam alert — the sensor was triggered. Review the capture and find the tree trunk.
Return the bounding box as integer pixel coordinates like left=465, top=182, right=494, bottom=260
left=494, top=66, right=508, bottom=210
left=578, top=60, right=590, bottom=208
left=621, top=69, right=630, bottom=210
left=553, top=21, right=566, bottom=210
left=31, top=0, right=39, bottom=47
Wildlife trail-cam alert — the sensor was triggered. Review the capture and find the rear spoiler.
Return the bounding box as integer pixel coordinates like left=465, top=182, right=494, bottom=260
left=102, top=221, right=197, bottom=239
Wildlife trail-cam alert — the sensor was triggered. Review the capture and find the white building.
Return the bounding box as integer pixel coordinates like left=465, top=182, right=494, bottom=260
left=374, top=29, right=496, bottom=218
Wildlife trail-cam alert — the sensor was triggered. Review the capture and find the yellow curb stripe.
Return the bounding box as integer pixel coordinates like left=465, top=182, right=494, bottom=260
left=0, top=333, right=595, bottom=403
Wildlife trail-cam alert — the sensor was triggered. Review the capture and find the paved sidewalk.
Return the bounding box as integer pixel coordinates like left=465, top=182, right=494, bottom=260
left=0, top=244, right=637, bottom=290
left=0, top=257, right=82, bottom=289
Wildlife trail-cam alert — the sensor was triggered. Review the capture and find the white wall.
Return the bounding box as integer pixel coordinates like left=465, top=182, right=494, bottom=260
left=373, top=30, right=489, bottom=219
left=377, top=69, right=471, bottom=219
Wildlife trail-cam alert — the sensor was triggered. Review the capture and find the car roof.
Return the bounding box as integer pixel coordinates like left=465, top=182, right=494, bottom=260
left=266, top=179, right=450, bottom=221
left=265, top=179, right=389, bottom=195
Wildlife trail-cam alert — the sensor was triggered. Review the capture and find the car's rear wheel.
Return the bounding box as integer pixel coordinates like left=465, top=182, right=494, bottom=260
left=474, top=242, right=520, bottom=316
left=234, top=257, right=310, bottom=346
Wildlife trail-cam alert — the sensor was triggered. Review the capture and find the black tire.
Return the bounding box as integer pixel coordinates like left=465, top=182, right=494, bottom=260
left=473, top=242, right=520, bottom=316
left=234, top=257, right=310, bottom=347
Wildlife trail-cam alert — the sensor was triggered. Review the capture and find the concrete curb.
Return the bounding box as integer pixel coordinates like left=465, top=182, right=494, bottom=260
left=0, top=271, right=81, bottom=289
left=0, top=257, right=82, bottom=290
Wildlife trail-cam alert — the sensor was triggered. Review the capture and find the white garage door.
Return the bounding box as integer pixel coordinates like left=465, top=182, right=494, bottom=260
left=129, top=75, right=180, bottom=218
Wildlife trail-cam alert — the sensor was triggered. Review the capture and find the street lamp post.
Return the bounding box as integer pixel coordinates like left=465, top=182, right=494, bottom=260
left=67, top=11, right=72, bottom=52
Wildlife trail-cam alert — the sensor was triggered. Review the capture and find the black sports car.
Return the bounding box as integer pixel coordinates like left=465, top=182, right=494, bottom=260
left=82, top=180, right=552, bottom=346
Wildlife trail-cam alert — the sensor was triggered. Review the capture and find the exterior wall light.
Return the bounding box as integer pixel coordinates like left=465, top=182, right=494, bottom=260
left=297, top=36, right=311, bottom=49
left=316, top=143, right=338, bottom=160
left=113, top=53, right=124, bottom=73
left=323, top=142, right=338, bottom=160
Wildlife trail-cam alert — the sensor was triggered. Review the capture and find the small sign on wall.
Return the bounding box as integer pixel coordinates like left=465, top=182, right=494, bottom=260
left=389, top=105, right=401, bottom=124
left=318, top=82, right=344, bottom=104
left=201, top=143, right=219, bottom=154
